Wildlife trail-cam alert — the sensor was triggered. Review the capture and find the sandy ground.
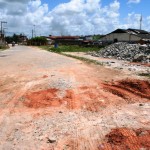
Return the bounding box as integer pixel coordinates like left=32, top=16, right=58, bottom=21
left=0, top=45, right=150, bottom=150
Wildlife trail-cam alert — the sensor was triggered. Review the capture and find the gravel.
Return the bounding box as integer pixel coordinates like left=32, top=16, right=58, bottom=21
left=90, top=42, right=150, bottom=63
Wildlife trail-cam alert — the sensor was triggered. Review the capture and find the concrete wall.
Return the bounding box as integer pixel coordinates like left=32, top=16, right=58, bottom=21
left=101, top=33, right=141, bottom=42
left=0, top=39, right=4, bottom=45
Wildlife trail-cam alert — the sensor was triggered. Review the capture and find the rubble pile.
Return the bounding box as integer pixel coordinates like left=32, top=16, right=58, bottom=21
left=91, top=42, right=150, bottom=63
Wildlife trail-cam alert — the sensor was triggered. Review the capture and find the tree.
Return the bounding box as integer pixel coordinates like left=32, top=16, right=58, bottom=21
left=28, top=37, right=47, bottom=46
left=5, top=34, right=20, bottom=43
left=5, top=36, right=13, bottom=43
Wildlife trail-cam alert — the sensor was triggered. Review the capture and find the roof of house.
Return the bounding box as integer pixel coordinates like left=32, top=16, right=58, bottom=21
left=109, top=28, right=150, bottom=40
left=48, top=36, right=80, bottom=40
left=128, top=28, right=149, bottom=34
left=111, top=29, right=127, bottom=34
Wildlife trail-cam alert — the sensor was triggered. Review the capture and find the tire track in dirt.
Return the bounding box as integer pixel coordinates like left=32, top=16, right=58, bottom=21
left=102, top=79, right=150, bottom=103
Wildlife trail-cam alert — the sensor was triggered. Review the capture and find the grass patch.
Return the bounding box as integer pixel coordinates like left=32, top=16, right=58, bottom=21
left=62, top=53, right=103, bottom=65
left=38, top=45, right=52, bottom=51
left=39, top=45, right=103, bottom=65
left=0, top=45, right=9, bottom=51
left=39, top=45, right=101, bottom=53
left=138, top=73, right=150, bottom=78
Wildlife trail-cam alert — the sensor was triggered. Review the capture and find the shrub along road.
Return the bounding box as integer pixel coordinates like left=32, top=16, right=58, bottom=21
left=0, top=45, right=149, bottom=149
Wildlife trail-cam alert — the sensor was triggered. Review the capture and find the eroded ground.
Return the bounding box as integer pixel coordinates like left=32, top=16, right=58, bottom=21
left=0, top=46, right=149, bottom=150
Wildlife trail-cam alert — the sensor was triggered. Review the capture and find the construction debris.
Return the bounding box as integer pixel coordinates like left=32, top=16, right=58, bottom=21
left=90, top=42, right=150, bottom=63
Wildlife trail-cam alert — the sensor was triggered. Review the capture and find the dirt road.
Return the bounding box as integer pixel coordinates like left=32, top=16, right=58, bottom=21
left=0, top=45, right=150, bottom=150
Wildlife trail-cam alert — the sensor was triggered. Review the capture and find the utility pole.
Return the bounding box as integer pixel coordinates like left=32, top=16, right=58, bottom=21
left=3, top=27, right=7, bottom=43
left=1, top=21, right=7, bottom=43
left=34, top=25, right=36, bottom=37
left=140, top=14, right=142, bottom=30
left=32, top=29, right=34, bottom=38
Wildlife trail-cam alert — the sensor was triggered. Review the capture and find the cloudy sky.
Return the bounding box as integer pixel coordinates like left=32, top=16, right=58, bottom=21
left=0, top=0, right=150, bottom=37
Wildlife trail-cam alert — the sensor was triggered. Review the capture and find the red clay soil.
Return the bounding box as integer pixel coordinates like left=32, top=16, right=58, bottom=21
left=99, top=128, right=150, bottom=150
left=24, top=79, right=150, bottom=110
left=103, top=79, right=150, bottom=102
left=64, top=90, right=83, bottom=109
left=23, top=86, right=107, bottom=111
left=24, top=89, right=83, bottom=109
left=42, top=75, right=48, bottom=78
left=24, top=88, right=62, bottom=108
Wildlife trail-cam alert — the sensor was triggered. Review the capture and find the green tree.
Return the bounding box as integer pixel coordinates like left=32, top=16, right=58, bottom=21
left=5, top=34, right=20, bottom=43
left=5, top=36, right=13, bottom=43
left=28, top=37, right=47, bottom=46
left=93, top=34, right=104, bottom=40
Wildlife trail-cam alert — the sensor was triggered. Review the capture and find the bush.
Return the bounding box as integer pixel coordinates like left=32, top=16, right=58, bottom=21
left=48, top=45, right=100, bottom=53
left=28, top=37, right=47, bottom=46
left=0, top=45, right=9, bottom=50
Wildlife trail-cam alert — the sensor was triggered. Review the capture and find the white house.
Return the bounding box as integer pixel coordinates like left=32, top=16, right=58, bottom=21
left=101, top=28, right=150, bottom=43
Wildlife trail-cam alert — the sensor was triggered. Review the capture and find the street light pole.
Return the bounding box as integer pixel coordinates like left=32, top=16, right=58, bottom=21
left=3, top=27, right=8, bottom=43
left=1, top=21, right=7, bottom=43
left=32, top=29, right=34, bottom=38
left=34, top=25, right=36, bottom=37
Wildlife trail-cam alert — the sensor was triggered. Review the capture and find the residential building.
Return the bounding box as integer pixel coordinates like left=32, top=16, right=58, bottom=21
left=101, top=28, right=150, bottom=43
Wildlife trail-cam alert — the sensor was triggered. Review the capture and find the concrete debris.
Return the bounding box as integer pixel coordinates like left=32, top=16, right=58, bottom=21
left=90, top=42, right=150, bottom=63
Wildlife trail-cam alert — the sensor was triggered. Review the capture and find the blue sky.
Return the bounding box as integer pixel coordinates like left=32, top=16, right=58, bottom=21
left=42, top=0, right=148, bottom=16
left=42, top=0, right=150, bottom=34
left=43, top=0, right=70, bottom=10
left=0, top=0, right=150, bottom=36
left=42, top=0, right=148, bottom=19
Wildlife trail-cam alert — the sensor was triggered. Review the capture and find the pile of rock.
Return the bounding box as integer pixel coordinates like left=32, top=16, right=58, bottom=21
left=90, top=42, right=150, bottom=63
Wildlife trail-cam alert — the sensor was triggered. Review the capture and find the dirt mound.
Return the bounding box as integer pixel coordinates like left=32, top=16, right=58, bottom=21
left=99, top=128, right=150, bottom=150
left=103, top=79, right=150, bottom=102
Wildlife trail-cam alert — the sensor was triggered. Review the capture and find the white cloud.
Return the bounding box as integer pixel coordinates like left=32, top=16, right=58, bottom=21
left=0, top=0, right=121, bottom=36
left=0, top=0, right=149, bottom=37
left=28, top=0, right=42, bottom=12
left=118, top=12, right=150, bottom=33
left=144, top=16, right=150, bottom=31
left=118, top=13, right=140, bottom=29
left=128, top=0, right=141, bottom=4
left=48, top=0, right=120, bottom=35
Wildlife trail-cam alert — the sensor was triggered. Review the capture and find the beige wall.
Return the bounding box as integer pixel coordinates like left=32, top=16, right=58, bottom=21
left=101, top=33, right=141, bottom=42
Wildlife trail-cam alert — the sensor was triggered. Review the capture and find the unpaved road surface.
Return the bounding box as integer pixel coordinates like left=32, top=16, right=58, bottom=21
left=0, top=46, right=150, bottom=150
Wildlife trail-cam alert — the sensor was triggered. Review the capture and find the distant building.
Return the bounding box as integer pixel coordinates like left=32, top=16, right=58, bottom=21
left=48, top=36, right=80, bottom=45
left=18, top=34, right=28, bottom=45
left=101, top=28, right=150, bottom=43
left=84, top=35, right=93, bottom=41
left=45, top=37, right=53, bottom=45
left=49, top=36, right=80, bottom=40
